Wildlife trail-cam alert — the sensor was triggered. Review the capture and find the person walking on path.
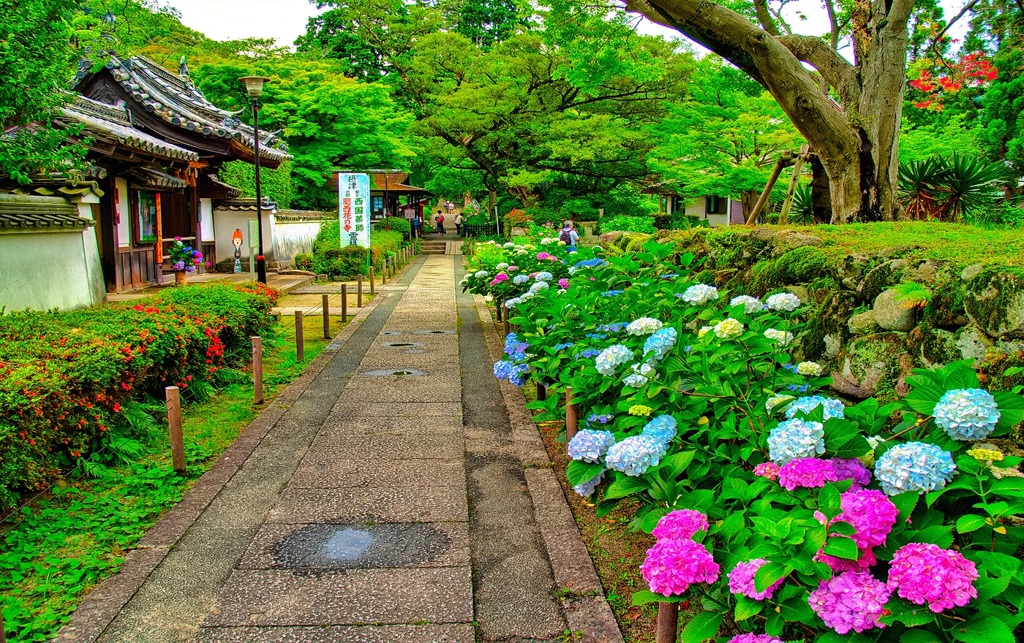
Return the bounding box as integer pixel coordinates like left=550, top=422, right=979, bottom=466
left=436, top=210, right=446, bottom=235
left=559, top=220, right=579, bottom=252
left=411, top=212, right=422, bottom=238
left=454, top=212, right=464, bottom=236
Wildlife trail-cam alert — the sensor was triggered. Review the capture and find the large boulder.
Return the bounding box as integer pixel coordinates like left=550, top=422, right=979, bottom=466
left=849, top=310, right=879, bottom=335
left=873, top=288, right=918, bottom=332
left=963, top=268, right=1024, bottom=339
left=832, top=332, right=916, bottom=401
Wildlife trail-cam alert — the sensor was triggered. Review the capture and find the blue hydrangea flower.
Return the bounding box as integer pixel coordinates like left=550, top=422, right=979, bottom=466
left=586, top=332, right=609, bottom=340
left=681, top=284, right=719, bottom=305
left=493, top=360, right=529, bottom=386
left=604, top=435, right=669, bottom=476
left=529, top=281, right=549, bottom=294
left=504, top=333, right=529, bottom=361
left=934, top=388, right=1001, bottom=441
left=586, top=413, right=614, bottom=426
left=576, top=348, right=601, bottom=359
left=768, top=418, right=826, bottom=464
left=623, top=373, right=648, bottom=388
left=595, top=344, right=633, bottom=376
left=568, top=429, right=617, bottom=462
left=535, top=271, right=553, bottom=282
left=597, top=322, right=627, bottom=333
left=505, top=297, right=521, bottom=309
left=642, top=415, right=678, bottom=444
left=574, top=468, right=606, bottom=497
left=513, top=274, right=530, bottom=285
left=575, top=258, right=607, bottom=269
left=552, top=342, right=575, bottom=351
left=643, top=327, right=677, bottom=362
left=660, top=273, right=679, bottom=279
left=601, top=290, right=624, bottom=297
left=875, top=442, right=956, bottom=495
left=785, top=396, right=846, bottom=421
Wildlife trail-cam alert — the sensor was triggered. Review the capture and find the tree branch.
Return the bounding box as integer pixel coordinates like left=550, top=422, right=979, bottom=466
left=777, top=35, right=860, bottom=106
left=751, top=0, right=781, bottom=36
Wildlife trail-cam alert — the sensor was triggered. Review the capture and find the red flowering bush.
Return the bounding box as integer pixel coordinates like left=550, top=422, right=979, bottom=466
left=0, top=282, right=278, bottom=509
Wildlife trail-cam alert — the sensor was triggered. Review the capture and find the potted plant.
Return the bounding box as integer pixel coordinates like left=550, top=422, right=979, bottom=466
left=168, top=237, right=206, bottom=285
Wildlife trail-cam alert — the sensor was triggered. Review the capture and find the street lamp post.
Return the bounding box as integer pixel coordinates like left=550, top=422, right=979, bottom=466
left=240, top=75, right=271, bottom=284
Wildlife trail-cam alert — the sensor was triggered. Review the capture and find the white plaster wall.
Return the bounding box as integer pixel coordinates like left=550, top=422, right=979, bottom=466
left=199, top=198, right=214, bottom=242
left=0, top=230, right=102, bottom=312
left=273, top=219, right=324, bottom=265
left=115, top=177, right=130, bottom=246
left=213, top=209, right=273, bottom=265
left=683, top=198, right=731, bottom=227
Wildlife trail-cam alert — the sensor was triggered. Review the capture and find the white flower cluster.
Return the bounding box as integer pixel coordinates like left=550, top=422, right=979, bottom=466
left=595, top=344, right=634, bottom=376
left=796, top=361, right=823, bottom=377
left=474, top=270, right=489, bottom=278
left=730, top=295, right=763, bottom=314
left=626, top=317, right=664, bottom=336
left=766, top=292, right=801, bottom=312
left=623, top=362, right=655, bottom=388
left=681, top=284, right=719, bottom=305
left=495, top=262, right=509, bottom=271
left=764, top=328, right=794, bottom=345
left=765, top=394, right=796, bottom=413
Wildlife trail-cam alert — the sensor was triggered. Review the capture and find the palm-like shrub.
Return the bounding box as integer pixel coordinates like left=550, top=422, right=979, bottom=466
left=899, top=153, right=1006, bottom=222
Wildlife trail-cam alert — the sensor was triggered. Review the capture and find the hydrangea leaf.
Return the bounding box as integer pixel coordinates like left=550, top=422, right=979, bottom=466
left=753, top=561, right=790, bottom=593
left=878, top=597, right=935, bottom=627
left=565, top=460, right=605, bottom=487
left=953, top=614, right=1016, bottom=643
left=603, top=473, right=650, bottom=500
left=822, top=535, right=858, bottom=560
left=993, top=391, right=1024, bottom=429
left=734, top=595, right=762, bottom=621
left=680, top=611, right=722, bottom=643
left=956, top=514, right=987, bottom=534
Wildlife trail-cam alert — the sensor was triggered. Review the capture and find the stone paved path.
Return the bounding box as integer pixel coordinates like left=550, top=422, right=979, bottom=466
left=59, top=255, right=620, bottom=643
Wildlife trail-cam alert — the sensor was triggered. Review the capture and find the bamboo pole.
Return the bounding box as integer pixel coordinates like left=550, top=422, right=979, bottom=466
left=745, top=151, right=794, bottom=224
left=779, top=144, right=811, bottom=225
left=165, top=386, right=185, bottom=474
left=295, top=311, right=305, bottom=362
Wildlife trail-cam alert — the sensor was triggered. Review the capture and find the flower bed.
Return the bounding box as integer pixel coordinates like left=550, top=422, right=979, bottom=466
left=464, top=233, right=1024, bottom=642
left=0, top=281, right=278, bottom=509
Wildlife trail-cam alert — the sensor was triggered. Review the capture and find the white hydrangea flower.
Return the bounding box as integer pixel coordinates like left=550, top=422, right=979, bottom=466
left=495, top=262, right=509, bottom=271
left=766, top=292, right=801, bottom=312
left=713, top=318, right=744, bottom=340
left=764, top=328, right=795, bottom=345
left=474, top=270, right=489, bottom=278
left=730, top=295, right=763, bottom=314
left=626, top=317, right=664, bottom=336
left=503, top=242, right=515, bottom=249
left=681, top=284, right=719, bottom=305
left=698, top=325, right=713, bottom=338
left=796, top=361, right=823, bottom=376
left=766, top=394, right=796, bottom=413
left=528, top=281, right=549, bottom=294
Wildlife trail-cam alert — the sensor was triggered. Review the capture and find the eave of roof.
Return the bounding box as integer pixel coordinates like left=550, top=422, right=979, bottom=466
left=0, top=194, right=92, bottom=233
left=62, top=96, right=200, bottom=163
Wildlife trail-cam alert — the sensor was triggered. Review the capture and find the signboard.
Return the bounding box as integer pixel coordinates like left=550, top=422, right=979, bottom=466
left=338, top=173, right=371, bottom=248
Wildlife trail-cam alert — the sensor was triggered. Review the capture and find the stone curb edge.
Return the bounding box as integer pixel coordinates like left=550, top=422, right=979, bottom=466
left=56, top=284, right=394, bottom=642
left=472, top=295, right=625, bottom=643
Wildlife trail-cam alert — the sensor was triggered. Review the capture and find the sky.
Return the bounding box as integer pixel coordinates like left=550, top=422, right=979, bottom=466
left=167, top=0, right=968, bottom=53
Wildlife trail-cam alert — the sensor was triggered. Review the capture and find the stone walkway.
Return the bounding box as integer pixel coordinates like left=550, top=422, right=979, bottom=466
left=59, top=254, right=620, bottom=643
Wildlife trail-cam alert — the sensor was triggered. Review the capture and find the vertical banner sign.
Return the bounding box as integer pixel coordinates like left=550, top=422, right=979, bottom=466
left=338, top=173, right=371, bottom=248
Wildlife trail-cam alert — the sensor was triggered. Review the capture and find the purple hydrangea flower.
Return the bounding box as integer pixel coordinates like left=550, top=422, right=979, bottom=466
left=652, top=509, right=708, bottom=540
left=809, top=572, right=890, bottom=634
left=887, top=543, right=978, bottom=612
left=754, top=462, right=780, bottom=481
left=830, top=458, right=872, bottom=488
left=641, top=539, right=720, bottom=596
left=727, top=636, right=786, bottom=643
left=728, top=559, right=783, bottom=600
left=778, top=458, right=839, bottom=490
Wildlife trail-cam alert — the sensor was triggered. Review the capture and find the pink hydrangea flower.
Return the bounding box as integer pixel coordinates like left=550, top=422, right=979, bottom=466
left=754, top=462, right=780, bottom=481
left=815, top=546, right=877, bottom=573
left=809, top=572, right=890, bottom=634
left=727, top=636, right=786, bottom=643
left=887, top=543, right=978, bottom=612
left=641, top=539, right=720, bottom=596
left=652, top=509, right=709, bottom=541
left=489, top=273, right=509, bottom=286
left=778, top=458, right=839, bottom=490
left=536, top=252, right=552, bottom=260
left=728, top=558, right=783, bottom=600
left=838, top=489, right=898, bottom=549
left=830, top=458, right=872, bottom=488
left=558, top=278, right=569, bottom=289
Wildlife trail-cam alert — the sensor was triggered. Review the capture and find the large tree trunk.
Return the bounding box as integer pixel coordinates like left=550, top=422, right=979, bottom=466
left=625, top=0, right=913, bottom=222
left=740, top=189, right=760, bottom=221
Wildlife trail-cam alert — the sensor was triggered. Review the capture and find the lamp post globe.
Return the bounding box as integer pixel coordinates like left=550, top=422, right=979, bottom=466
left=239, top=76, right=271, bottom=284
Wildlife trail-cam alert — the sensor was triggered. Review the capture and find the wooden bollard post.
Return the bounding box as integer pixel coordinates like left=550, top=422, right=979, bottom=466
left=495, top=303, right=502, bottom=323
left=382, top=260, right=387, bottom=285
left=252, top=336, right=264, bottom=404
left=566, top=386, right=578, bottom=443
left=503, top=316, right=511, bottom=337
left=341, top=284, right=348, bottom=323
left=657, top=602, right=679, bottom=643
left=369, top=266, right=375, bottom=294
left=357, top=275, right=363, bottom=307
left=1, top=607, right=7, bottom=643
left=295, top=310, right=305, bottom=362
left=165, top=386, right=185, bottom=474
left=537, top=383, right=546, bottom=401
left=322, top=294, right=331, bottom=339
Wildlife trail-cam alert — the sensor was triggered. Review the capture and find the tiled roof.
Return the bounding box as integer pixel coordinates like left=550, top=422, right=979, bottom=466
left=276, top=209, right=334, bottom=221
left=62, top=95, right=200, bottom=162
left=103, top=56, right=291, bottom=164
left=127, top=167, right=190, bottom=189
left=0, top=194, right=91, bottom=232
left=214, top=198, right=277, bottom=212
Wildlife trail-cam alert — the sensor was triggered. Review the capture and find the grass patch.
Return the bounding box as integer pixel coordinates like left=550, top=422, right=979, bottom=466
left=0, top=314, right=334, bottom=642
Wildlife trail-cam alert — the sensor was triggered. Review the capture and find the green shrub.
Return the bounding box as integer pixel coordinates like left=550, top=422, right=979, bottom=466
left=370, top=230, right=404, bottom=266
left=597, top=215, right=656, bottom=234
left=314, top=246, right=369, bottom=277
left=374, top=216, right=411, bottom=237
left=0, top=282, right=278, bottom=509
left=294, top=252, right=314, bottom=271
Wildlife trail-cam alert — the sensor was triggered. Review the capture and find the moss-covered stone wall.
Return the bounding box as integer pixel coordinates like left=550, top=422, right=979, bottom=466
left=599, top=227, right=1024, bottom=402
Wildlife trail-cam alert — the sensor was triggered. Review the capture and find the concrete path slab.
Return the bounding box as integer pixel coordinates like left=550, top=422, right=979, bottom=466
left=59, top=253, right=621, bottom=643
